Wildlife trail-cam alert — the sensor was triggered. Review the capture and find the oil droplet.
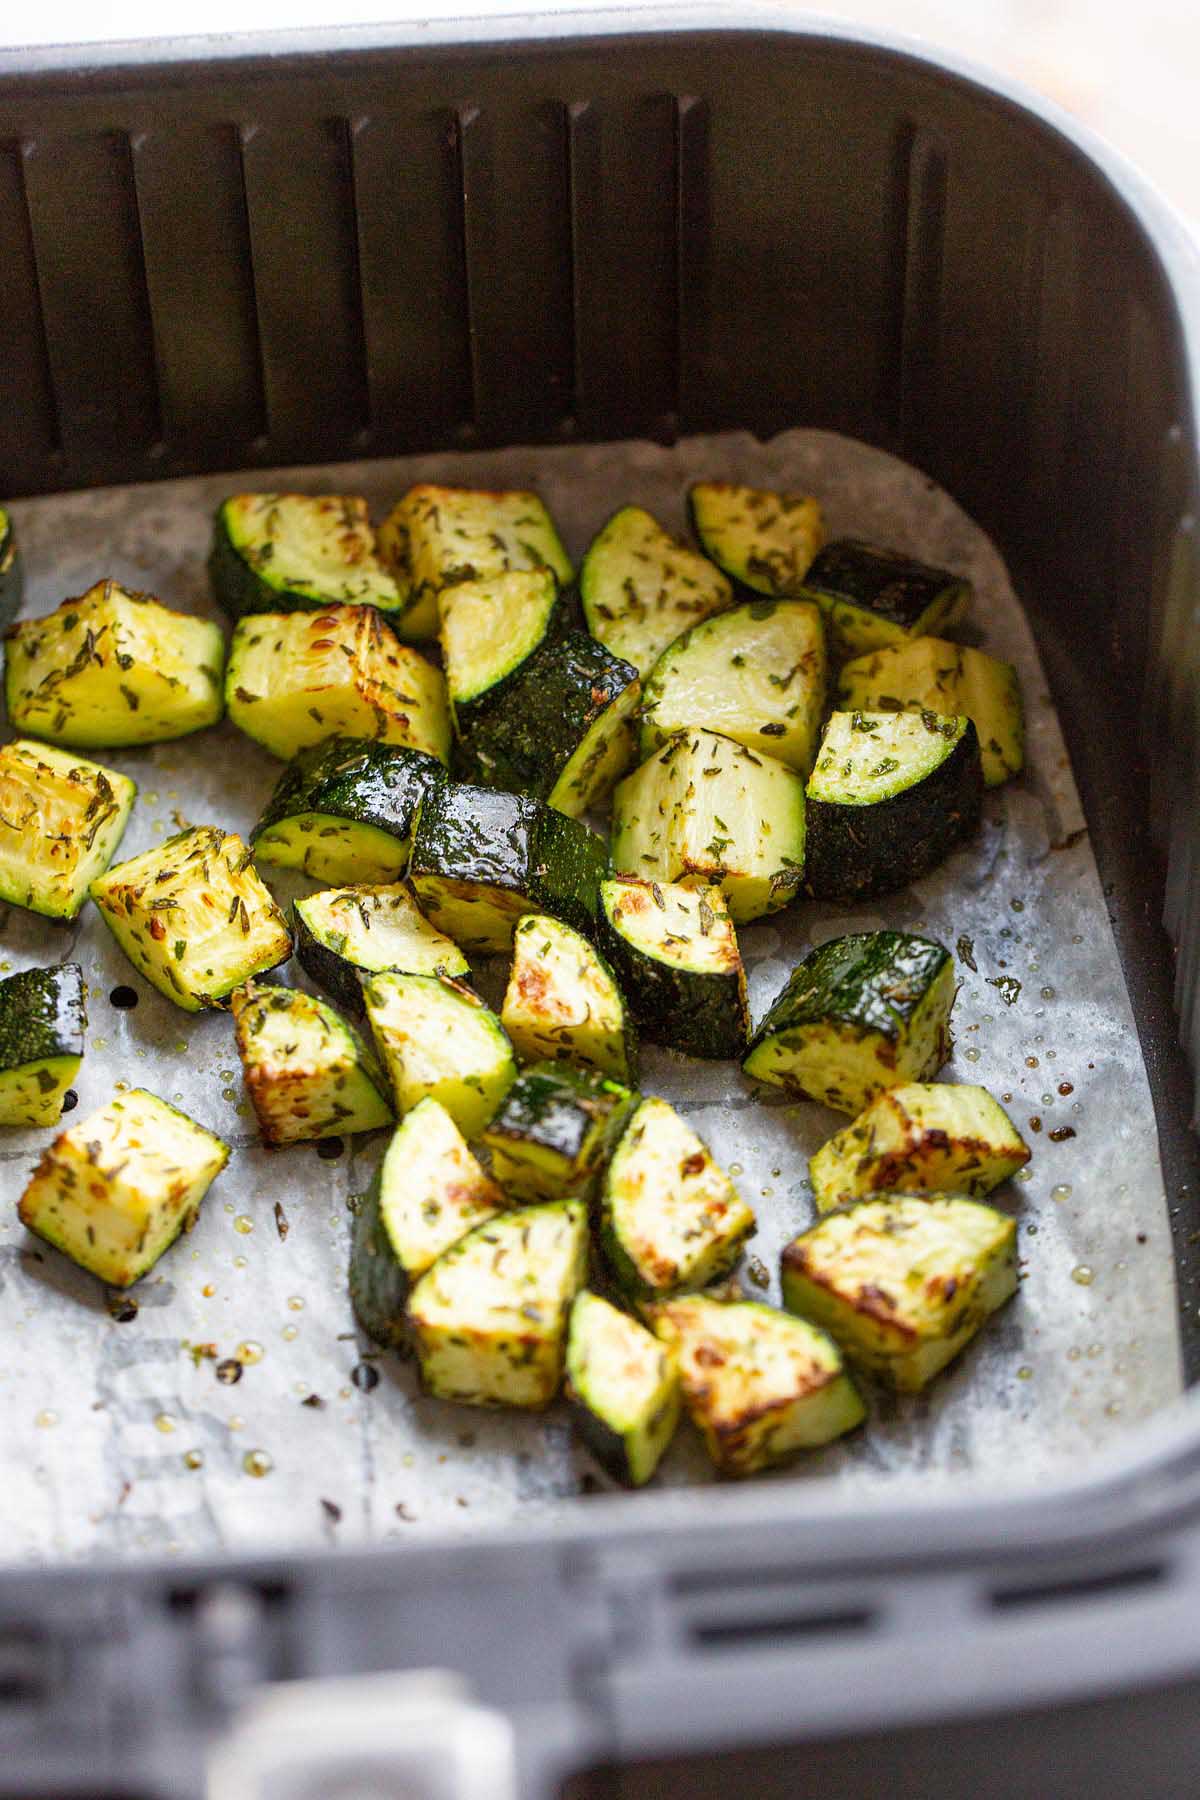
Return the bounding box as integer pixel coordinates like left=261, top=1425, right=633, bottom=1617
left=93, top=1037, right=108, bottom=1051
left=114, top=1079, right=129, bottom=1093
left=760, top=1185, right=774, bottom=1198
left=236, top=1341, right=264, bottom=1366
left=233, top=1256, right=248, bottom=1270
left=154, top=1412, right=176, bottom=1434
left=287, top=1295, right=305, bottom=1312
left=1040, top=987, right=1056, bottom=1001
left=1016, top=1365, right=1033, bottom=1380
left=1025, top=1055, right=1039, bottom=1068
left=1027, top=958, right=1040, bottom=973
left=294, top=1380, right=309, bottom=1396
left=352, top=1361, right=380, bottom=1392
left=224, top=1202, right=234, bottom=1214
left=1001, top=1092, right=1013, bottom=1103
left=1052, top=1184, right=1072, bottom=1202
left=243, top=1449, right=273, bottom=1478
left=1016, top=1168, right=1034, bottom=1183
left=1072, top=933, right=1083, bottom=944
left=202, top=1283, right=216, bottom=1298
left=35, top=1409, right=58, bottom=1428
left=729, top=1163, right=743, bottom=1177
left=222, top=1088, right=237, bottom=1104
left=1041, top=1094, right=1054, bottom=1107
left=233, top=1215, right=254, bottom=1235
left=1087, top=1343, right=1103, bottom=1359
left=183, top=1449, right=204, bottom=1471
left=145, top=790, right=160, bottom=805
left=1059, top=1081, right=1074, bottom=1096
left=963, top=1047, right=981, bottom=1063
left=1010, top=897, right=1024, bottom=912
left=228, top=1414, right=245, bottom=1431
left=1067, top=1346, right=1081, bottom=1361
left=175, top=1040, right=187, bottom=1054
left=220, top=1069, right=235, bottom=1083
left=281, top=1325, right=298, bottom=1342
left=1071, top=1101, right=1083, bottom=1113
left=1026, top=1223, right=1039, bottom=1235
left=1071, top=1264, right=1095, bottom=1287
left=1045, top=1049, right=1057, bottom=1061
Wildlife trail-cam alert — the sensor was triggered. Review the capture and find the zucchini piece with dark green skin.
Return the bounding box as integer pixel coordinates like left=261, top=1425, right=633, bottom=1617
left=795, top=539, right=970, bottom=658
left=0, top=963, right=86, bottom=1128
left=440, top=567, right=560, bottom=736
left=408, top=783, right=609, bottom=952
left=208, top=493, right=412, bottom=623
left=837, top=636, right=1024, bottom=787
left=458, top=629, right=641, bottom=818
left=480, top=1061, right=638, bottom=1203
left=231, top=981, right=393, bottom=1145
left=501, top=913, right=637, bottom=1082
left=362, top=970, right=517, bottom=1139
left=0, top=507, right=23, bottom=630
left=597, top=877, right=748, bottom=1060
left=580, top=505, right=734, bottom=676
left=0, top=739, right=136, bottom=922
left=251, top=736, right=446, bottom=885
left=688, top=483, right=825, bottom=599
left=565, top=1291, right=682, bottom=1487
left=294, top=881, right=468, bottom=1016
left=803, top=710, right=983, bottom=901
left=743, top=931, right=957, bottom=1116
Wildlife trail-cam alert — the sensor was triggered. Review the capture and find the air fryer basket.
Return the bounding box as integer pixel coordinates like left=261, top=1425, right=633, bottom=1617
left=2, top=12, right=1200, bottom=1796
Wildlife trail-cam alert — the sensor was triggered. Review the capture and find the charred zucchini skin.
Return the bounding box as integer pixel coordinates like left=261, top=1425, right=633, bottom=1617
left=597, top=879, right=748, bottom=1060
left=294, top=906, right=368, bottom=1016
left=349, top=1172, right=409, bottom=1351
left=799, top=540, right=968, bottom=646
left=0, top=509, right=24, bottom=630
left=803, top=721, right=983, bottom=901
left=751, top=932, right=952, bottom=1044
left=252, top=737, right=445, bottom=856
left=482, top=1061, right=638, bottom=1200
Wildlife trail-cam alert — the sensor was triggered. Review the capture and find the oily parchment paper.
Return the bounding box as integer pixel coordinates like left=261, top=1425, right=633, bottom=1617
left=0, top=430, right=1181, bottom=1564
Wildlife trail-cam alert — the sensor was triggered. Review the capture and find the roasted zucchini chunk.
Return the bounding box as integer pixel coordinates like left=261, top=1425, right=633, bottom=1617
left=837, top=636, right=1024, bottom=786
left=0, top=739, right=136, bottom=921
left=566, top=1291, right=682, bottom=1487
left=600, top=1096, right=755, bottom=1296
left=481, top=1061, right=638, bottom=1203
left=226, top=604, right=449, bottom=764
left=362, top=970, right=516, bottom=1139
left=90, top=826, right=291, bottom=1013
left=5, top=581, right=225, bottom=750
left=251, top=737, right=445, bottom=885
left=688, top=483, right=825, bottom=600
left=0, top=506, right=23, bottom=629
left=501, top=914, right=637, bottom=1082
left=209, top=493, right=410, bottom=623
left=597, top=877, right=748, bottom=1061
left=294, top=881, right=468, bottom=1016
left=810, top=1082, right=1030, bottom=1214
left=458, top=630, right=641, bottom=818
left=349, top=1098, right=506, bottom=1348
left=803, top=710, right=983, bottom=901
left=0, top=963, right=85, bottom=1128
left=407, top=1198, right=589, bottom=1409
left=439, top=567, right=560, bottom=734
left=648, top=1296, right=864, bottom=1476
left=231, top=981, right=393, bottom=1145
left=18, top=1088, right=228, bottom=1287
left=743, top=932, right=956, bottom=1115
left=408, top=783, right=608, bottom=953
left=796, top=539, right=970, bottom=659
left=640, top=598, right=826, bottom=774
left=781, top=1194, right=1018, bottom=1392
left=579, top=505, right=734, bottom=676
left=611, top=728, right=806, bottom=924
left=377, top=484, right=573, bottom=642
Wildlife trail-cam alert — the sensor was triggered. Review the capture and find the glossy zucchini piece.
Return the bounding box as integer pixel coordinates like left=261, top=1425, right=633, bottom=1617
left=810, top=1082, right=1030, bottom=1214
left=796, top=539, right=970, bottom=658
left=0, top=739, right=136, bottom=921
left=743, top=932, right=956, bottom=1116
left=781, top=1194, right=1018, bottom=1392
left=439, top=567, right=559, bottom=728
left=294, top=881, right=468, bottom=1016
left=688, top=483, right=825, bottom=599
left=501, top=914, right=637, bottom=1082
left=349, top=1098, right=506, bottom=1349
left=18, top=1089, right=228, bottom=1287
left=566, top=1291, right=681, bottom=1487
left=600, top=1097, right=755, bottom=1297
left=640, top=598, right=826, bottom=774
left=0, top=506, right=23, bottom=629
left=837, top=636, right=1024, bottom=786
left=209, top=493, right=410, bottom=622
left=647, top=1296, right=865, bottom=1476
left=407, top=1198, right=589, bottom=1409
left=231, top=981, right=393, bottom=1145
left=226, top=604, right=449, bottom=763
left=458, top=630, right=641, bottom=818
left=5, top=580, right=224, bottom=750
left=362, top=970, right=516, bottom=1139
left=251, top=737, right=445, bottom=884
left=480, top=1061, right=637, bottom=1203
left=90, top=825, right=291, bottom=1013
left=579, top=505, right=734, bottom=676
left=611, top=728, right=806, bottom=924
left=597, top=877, right=747, bottom=1061
left=408, top=783, right=608, bottom=952
left=0, top=963, right=85, bottom=1128
left=803, top=709, right=983, bottom=901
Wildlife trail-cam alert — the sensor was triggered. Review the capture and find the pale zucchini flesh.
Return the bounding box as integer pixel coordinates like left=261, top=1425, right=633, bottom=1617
left=597, top=877, right=748, bottom=1060
left=580, top=505, right=734, bottom=676
left=231, top=981, right=393, bottom=1144
left=0, top=739, right=136, bottom=921
left=294, top=880, right=468, bottom=1014
left=688, top=483, right=825, bottom=598
left=439, top=567, right=559, bottom=713
left=565, top=1290, right=682, bottom=1487
left=501, top=913, right=636, bottom=1082
left=362, top=970, right=517, bottom=1140
left=837, top=636, right=1024, bottom=786
left=810, top=1082, right=1030, bottom=1213
left=212, top=493, right=409, bottom=618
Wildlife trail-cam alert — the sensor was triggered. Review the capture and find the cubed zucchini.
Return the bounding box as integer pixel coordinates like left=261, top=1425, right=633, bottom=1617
left=18, top=1088, right=228, bottom=1287
left=809, top=1082, right=1030, bottom=1214
left=640, top=598, right=827, bottom=774
left=439, top=566, right=560, bottom=731
left=231, top=981, right=393, bottom=1145
left=580, top=505, right=734, bottom=676
left=611, top=728, right=806, bottom=924
left=90, top=825, right=291, bottom=1013
left=803, top=709, right=983, bottom=901
left=795, top=539, right=970, bottom=658
left=362, top=970, right=516, bottom=1139
left=407, top=1198, right=589, bottom=1409
left=743, top=932, right=956, bottom=1115
left=600, top=1096, right=755, bottom=1296
left=781, top=1194, right=1019, bottom=1391
left=294, top=880, right=468, bottom=1017
left=0, top=506, right=24, bottom=629
left=597, top=877, right=748, bottom=1061
left=0, top=739, right=136, bottom=921
left=647, top=1296, right=865, bottom=1476
left=501, top=913, right=637, bottom=1082
left=0, top=963, right=85, bottom=1128
left=349, top=1097, right=506, bottom=1349
left=688, top=483, right=825, bottom=599
left=5, top=580, right=225, bottom=750
left=837, top=636, right=1024, bottom=786
left=480, top=1061, right=638, bottom=1203
left=208, top=493, right=411, bottom=623
left=251, top=737, right=446, bottom=885
left=566, top=1291, right=681, bottom=1487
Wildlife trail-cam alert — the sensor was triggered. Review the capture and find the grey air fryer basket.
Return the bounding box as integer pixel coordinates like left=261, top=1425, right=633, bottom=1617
left=3, top=9, right=1200, bottom=1797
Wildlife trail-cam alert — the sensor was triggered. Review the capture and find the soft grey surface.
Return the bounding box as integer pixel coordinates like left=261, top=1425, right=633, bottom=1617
left=0, top=429, right=1180, bottom=1563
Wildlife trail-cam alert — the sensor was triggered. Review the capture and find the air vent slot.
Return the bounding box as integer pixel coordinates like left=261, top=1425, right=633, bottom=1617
left=688, top=1604, right=877, bottom=1653
left=990, top=1561, right=1165, bottom=1614
left=0, top=1626, right=50, bottom=1707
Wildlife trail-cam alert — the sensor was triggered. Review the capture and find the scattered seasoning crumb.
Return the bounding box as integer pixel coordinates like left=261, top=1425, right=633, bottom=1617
left=301, top=1393, right=326, bottom=1409
left=458, top=1431, right=477, bottom=1448
left=456, top=1496, right=469, bottom=1508
left=1028, top=1117, right=1042, bottom=1133
left=215, top=1358, right=243, bottom=1386
left=182, top=1339, right=216, bottom=1366
left=320, top=1498, right=342, bottom=1523
left=108, top=1294, right=139, bottom=1323
left=1137, top=1233, right=1148, bottom=1245
left=274, top=1201, right=289, bottom=1242
left=987, top=975, right=1022, bottom=1006
left=746, top=1256, right=771, bottom=1289
left=395, top=1502, right=416, bottom=1522
left=1058, top=1081, right=1074, bottom=1096
left=1048, top=1126, right=1077, bottom=1142
left=955, top=933, right=977, bottom=972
